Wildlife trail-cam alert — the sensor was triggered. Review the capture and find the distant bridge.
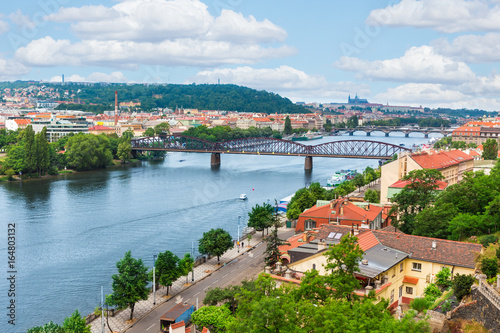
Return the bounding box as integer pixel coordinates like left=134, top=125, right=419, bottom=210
left=334, top=126, right=453, bottom=138
left=131, top=135, right=411, bottom=169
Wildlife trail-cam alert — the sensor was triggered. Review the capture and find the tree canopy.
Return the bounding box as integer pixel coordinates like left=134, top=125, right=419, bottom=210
left=199, top=228, right=234, bottom=264
left=107, top=251, right=149, bottom=321
left=247, top=202, right=274, bottom=236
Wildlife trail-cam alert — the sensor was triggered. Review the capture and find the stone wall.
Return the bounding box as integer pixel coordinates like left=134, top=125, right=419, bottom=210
left=448, top=288, right=500, bottom=332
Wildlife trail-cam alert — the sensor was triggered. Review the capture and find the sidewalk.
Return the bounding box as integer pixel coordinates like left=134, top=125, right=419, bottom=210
left=89, top=227, right=270, bottom=333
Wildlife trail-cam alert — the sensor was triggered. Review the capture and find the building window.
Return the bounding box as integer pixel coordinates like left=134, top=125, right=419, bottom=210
left=312, top=264, right=316, bottom=271
left=412, top=262, right=422, bottom=272
left=390, top=289, right=394, bottom=304
left=400, top=262, right=404, bottom=272
left=304, top=219, right=316, bottom=230
left=406, top=287, right=413, bottom=294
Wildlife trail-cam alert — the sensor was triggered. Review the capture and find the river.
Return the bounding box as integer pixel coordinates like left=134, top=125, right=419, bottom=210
left=0, top=132, right=439, bottom=332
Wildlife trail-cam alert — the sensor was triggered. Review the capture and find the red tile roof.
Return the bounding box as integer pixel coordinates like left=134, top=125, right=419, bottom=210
left=410, top=150, right=473, bottom=169
left=389, top=179, right=448, bottom=190
left=357, top=230, right=380, bottom=251
left=89, top=125, right=113, bottom=131
left=372, top=231, right=481, bottom=269
left=171, top=321, right=185, bottom=329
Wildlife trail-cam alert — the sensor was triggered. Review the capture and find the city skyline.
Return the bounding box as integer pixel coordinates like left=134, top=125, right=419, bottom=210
left=1, top=0, right=500, bottom=110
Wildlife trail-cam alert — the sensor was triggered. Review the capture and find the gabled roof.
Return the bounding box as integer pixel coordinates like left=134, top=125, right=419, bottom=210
left=410, top=150, right=473, bottom=169
left=371, top=231, right=481, bottom=269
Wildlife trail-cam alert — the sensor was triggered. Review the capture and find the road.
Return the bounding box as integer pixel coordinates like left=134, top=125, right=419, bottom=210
left=126, top=229, right=295, bottom=333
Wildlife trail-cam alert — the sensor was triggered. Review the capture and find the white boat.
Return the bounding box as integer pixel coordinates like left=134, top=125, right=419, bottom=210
left=239, top=194, right=248, bottom=200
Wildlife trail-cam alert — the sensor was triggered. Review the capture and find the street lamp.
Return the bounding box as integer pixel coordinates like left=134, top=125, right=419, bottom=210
left=153, top=254, right=157, bottom=305
left=191, top=241, right=195, bottom=282
left=237, top=216, right=241, bottom=253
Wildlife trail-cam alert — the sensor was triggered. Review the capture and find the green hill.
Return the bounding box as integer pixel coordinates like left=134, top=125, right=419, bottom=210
left=1, top=81, right=308, bottom=114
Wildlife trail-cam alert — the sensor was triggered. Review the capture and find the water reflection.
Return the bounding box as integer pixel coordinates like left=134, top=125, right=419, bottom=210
left=3, top=179, right=52, bottom=209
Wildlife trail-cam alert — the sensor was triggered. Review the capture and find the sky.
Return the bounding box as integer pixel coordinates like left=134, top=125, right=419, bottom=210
left=2, top=0, right=500, bottom=110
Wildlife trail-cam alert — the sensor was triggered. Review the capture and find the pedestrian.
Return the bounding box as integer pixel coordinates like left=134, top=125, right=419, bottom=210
left=242, top=242, right=244, bottom=247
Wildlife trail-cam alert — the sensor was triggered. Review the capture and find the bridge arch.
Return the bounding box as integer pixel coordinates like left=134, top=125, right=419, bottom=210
left=131, top=135, right=411, bottom=168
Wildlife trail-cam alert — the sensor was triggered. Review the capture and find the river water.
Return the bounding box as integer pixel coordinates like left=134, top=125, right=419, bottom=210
left=0, top=132, right=439, bottom=332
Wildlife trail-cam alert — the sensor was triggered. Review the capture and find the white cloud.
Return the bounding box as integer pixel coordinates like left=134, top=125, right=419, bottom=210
left=375, top=83, right=500, bottom=111
left=45, top=0, right=285, bottom=44
left=0, top=15, right=10, bottom=34
left=207, top=10, right=287, bottom=44
left=433, top=33, right=500, bottom=63
left=9, top=9, right=36, bottom=30
left=0, top=57, right=29, bottom=80
left=367, top=0, right=500, bottom=33
left=335, top=46, right=476, bottom=84
left=189, top=65, right=370, bottom=102
left=49, top=71, right=129, bottom=83
left=15, top=36, right=295, bottom=68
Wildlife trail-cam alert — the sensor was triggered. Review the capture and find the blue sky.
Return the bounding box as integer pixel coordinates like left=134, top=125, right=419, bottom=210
left=2, top=0, right=500, bottom=110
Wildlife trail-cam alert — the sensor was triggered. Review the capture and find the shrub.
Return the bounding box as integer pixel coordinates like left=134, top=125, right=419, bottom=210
left=436, top=267, right=453, bottom=290
left=481, top=257, right=499, bottom=278
left=441, top=300, right=452, bottom=313
left=480, top=235, right=499, bottom=247
left=4, top=168, right=15, bottom=181
left=453, top=274, right=475, bottom=301
left=423, top=283, right=442, bottom=303
left=410, top=297, right=431, bottom=313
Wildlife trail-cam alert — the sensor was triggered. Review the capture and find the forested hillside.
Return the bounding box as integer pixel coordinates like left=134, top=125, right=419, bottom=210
left=2, top=81, right=308, bottom=114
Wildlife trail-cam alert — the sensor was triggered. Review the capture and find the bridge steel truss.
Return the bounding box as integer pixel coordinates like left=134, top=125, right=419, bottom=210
left=131, top=135, right=410, bottom=161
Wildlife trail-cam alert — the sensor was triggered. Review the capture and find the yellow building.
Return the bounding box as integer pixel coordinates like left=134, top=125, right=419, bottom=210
left=282, top=225, right=481, bottom=310
left=380, top=150, right=474, bottom=204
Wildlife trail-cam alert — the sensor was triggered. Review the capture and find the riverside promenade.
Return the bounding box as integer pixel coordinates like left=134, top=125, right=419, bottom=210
left=89, top=227, right=271, bottom=333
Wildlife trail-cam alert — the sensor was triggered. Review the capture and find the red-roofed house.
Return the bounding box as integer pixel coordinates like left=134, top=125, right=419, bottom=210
left=296, top=198, right=385, bottom=232
left=282, top=225, right=481, bottom=310
left=89, top=125, right=115, bottom=135
left=380, top=150, right=474, bottom=203
left=386, top=179, right=448, bottom=202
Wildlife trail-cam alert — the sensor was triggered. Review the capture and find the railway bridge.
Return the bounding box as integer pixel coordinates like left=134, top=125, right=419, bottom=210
left=131, top=135, right=411, bottom=170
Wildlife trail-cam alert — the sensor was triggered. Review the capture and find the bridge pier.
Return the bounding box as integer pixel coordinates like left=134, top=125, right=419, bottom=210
left=405, top=133, right=409, bottom=138
left=211, top=153, right=221, bottom=166
left=366, top=132, right=371, bottom=136
left=348, top=131, right=354, bottom=136
left=385, top=133, right=389, bottom=137
left=305, top=156, right=313, bottom=170
left=424, top=133, right=429, bottom=138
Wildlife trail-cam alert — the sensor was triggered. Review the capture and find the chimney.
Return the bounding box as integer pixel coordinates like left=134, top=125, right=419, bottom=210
left=431, top=240, right=437, bottom=250
left=114, top=91, right=118, bottom=126
left=317, top=241, right=327, bottom=251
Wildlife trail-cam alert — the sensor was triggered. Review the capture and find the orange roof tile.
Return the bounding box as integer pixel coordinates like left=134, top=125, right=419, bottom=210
left=357, top=230, right=379, bottom=252
left=389, top=179, right=448, bottom=190
left=171, top=321, right=185, bottom=329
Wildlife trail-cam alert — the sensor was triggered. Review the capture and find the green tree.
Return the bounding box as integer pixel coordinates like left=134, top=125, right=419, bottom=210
left=435, top=267, right=453, bottom=290
left=352, top=173, right=365, bottom=191
left=324, top=233, right=364, bottom=301
left=107, top=251, right=149, bottom=321
left=453, top=274, right=475, bottom=301
left=35, top=127, right=50, bottom=176
left=346, top=115, right=359, bottom=128
left=144, top=127, right=155, bottom=137
left=66, top=134, right=113, bottom=171
left=413, top=202, right=457, bottom=239
left=247, top=203, right=274, bottom=237
left=6, top=144, right=26, bottom=173
left=390, top=169, right=444, bottom=234
left=117, top=138, right=131, bottom=163
left=27, top=322, right=65, bottom=333
left=178, top=253, right=194, bottom=284
left=121, top=129, right=135, bottom=140
left=286, top=187, right=316, bottom=220
left=154, top=122, right=170, bottom=135
left=482, top=138, right=498, bottom=160
left=284, top=116, right=292, bottom=135
left=481, top=257, right=499, bottom=278
left=199, top=228, right=234, bottom=264
left=24, top=125, right=36, bottom=173
left=192, top=305, right=235, bottom=332
left=264, top=208, right=287, bottom=267
left=154, top=250, right=180, bottom=295
left=62, top=309, right=91, bottom=333
left=364, top=189, right=380, bottom=203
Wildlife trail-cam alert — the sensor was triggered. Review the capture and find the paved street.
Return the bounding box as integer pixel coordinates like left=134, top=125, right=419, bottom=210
left=90, top=226, right=295, bottom=333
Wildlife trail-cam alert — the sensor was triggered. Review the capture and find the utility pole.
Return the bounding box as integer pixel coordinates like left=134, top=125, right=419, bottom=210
left=238, top=216, right=241, bottom=253
left=153, top=254, right=157, bottom=305
left=191, top=241, right=195, bottom=282
left=101, top=286, right=105, bottom=333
